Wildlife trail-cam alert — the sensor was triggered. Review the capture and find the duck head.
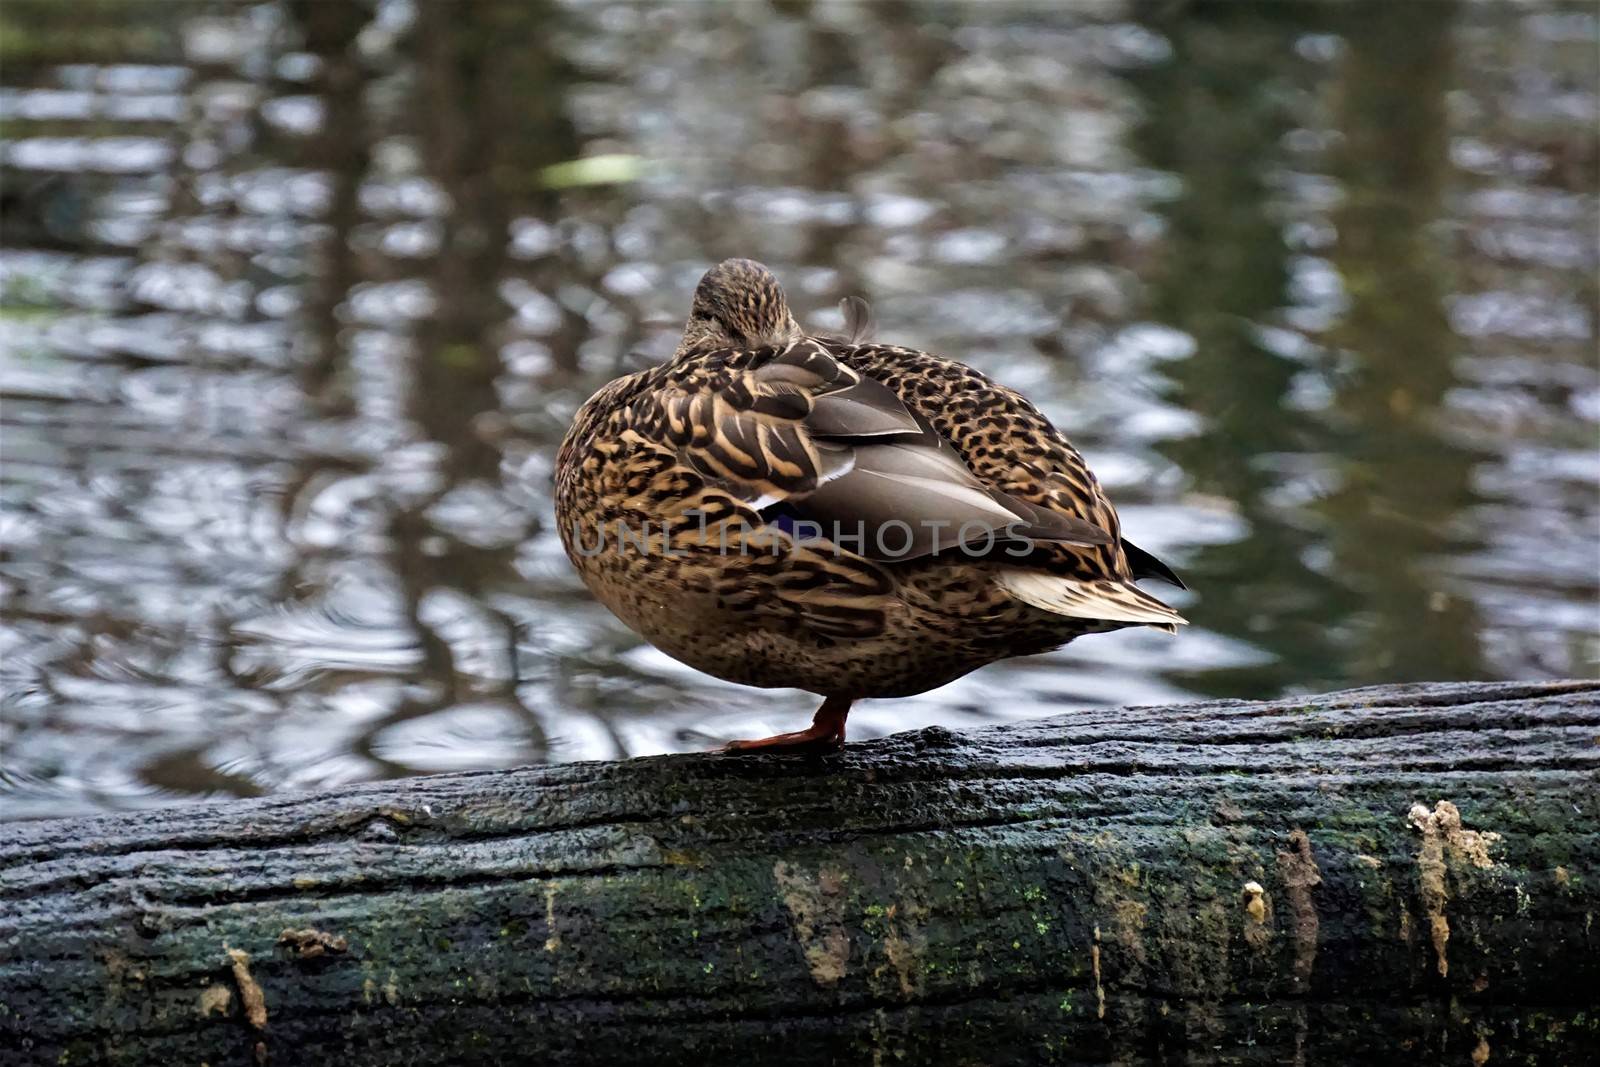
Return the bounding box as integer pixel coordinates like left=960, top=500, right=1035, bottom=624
left=677, top=258, right=802, bottom=354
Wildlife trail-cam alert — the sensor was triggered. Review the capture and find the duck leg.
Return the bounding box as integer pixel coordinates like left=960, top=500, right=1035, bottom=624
left=721, top=696, right=851, bottom=754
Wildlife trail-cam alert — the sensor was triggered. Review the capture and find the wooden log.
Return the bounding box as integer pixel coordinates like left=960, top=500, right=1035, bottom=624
left=3, top=680, right=1597, bottom=1065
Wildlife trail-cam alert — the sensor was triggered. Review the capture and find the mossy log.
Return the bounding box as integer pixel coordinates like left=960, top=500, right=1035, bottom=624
left=3, top=680, right=1598, bottom=1065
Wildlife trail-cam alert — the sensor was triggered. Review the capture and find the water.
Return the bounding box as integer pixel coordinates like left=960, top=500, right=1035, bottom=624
left=1, top=0, right=1596, bottom=820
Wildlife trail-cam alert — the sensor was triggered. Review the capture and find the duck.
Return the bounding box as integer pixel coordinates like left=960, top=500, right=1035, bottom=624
left=555, top=258, right=1186, bottom=752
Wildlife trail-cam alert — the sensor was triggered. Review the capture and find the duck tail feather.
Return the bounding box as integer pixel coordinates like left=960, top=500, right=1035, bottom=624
left=997, top=570, right=1187, bottom=629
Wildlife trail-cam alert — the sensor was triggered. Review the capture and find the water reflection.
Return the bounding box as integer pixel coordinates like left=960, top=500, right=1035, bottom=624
left=1316, top=1, right=1485, bottom=684
left=1127, top=2, right=1351, bottom=696
left=1, top=0, right=1595, bottom=819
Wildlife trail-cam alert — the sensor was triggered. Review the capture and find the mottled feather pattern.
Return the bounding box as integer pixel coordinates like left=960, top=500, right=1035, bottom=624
left=652, top=341, right=859, bottom=499
left=558, top=344, right=907, bottom=662
left=555, top=259, right=1184, bottom=700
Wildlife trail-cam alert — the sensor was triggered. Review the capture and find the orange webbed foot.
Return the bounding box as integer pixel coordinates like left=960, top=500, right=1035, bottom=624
left=717, top=696, right=851, bottom=755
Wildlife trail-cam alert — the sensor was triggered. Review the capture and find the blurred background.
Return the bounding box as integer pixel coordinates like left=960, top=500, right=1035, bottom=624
left=1, top=0, right=1596, bottom=819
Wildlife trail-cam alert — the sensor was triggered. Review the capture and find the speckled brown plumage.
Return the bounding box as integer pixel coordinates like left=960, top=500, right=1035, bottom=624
left=555, top=258, right=1186, bottom=750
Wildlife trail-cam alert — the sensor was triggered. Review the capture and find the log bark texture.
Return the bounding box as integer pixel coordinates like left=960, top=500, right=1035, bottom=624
left=2, top=680, right=1598, bottom=1065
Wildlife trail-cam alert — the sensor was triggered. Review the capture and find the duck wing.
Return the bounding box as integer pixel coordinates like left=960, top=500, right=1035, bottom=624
left=650, top=338, right=1112, bottom=562
left=826, top=339, right=1187, bottom=629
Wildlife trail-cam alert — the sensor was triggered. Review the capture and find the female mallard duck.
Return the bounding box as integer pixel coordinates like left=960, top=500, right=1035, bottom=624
left=556, top=258, right=1186, bottom=751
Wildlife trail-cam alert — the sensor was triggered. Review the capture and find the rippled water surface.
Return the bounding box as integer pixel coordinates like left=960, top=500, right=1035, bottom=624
left=2, top=1, right=1597, bottom=819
